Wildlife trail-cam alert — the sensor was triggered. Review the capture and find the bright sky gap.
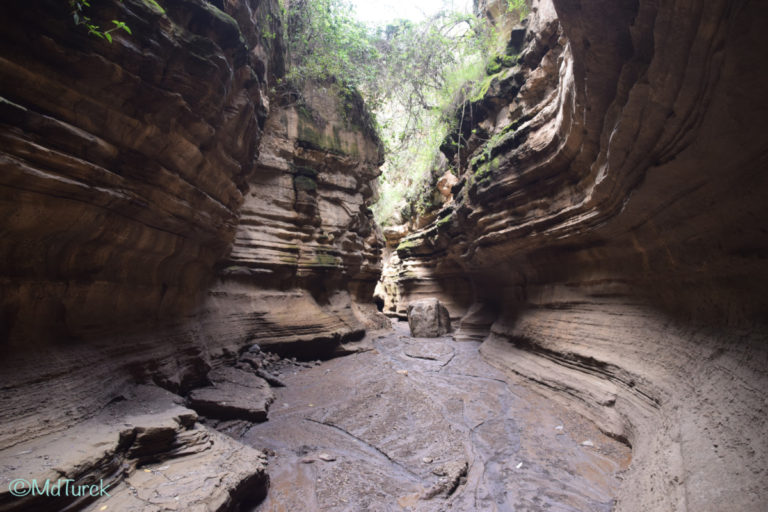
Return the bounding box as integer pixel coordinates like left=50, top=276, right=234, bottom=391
left=350, top=0, right=473, bottom=24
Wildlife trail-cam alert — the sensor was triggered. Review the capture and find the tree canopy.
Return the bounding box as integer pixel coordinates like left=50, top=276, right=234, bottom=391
left=283, top=0, right=524, bottom=225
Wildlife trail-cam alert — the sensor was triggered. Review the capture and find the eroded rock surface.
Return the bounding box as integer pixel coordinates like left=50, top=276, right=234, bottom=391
left=383, top=0, right=768, bottom=510
left=199, top=79, right=386, bottom=358
left=0, top=1, right=384, bottom=510
left=0, top=0, right=279, bottom=342
left=407, top=298, right=452, bottom=338
left=0, top=385, right=268, bottom=512
left=245, top=321, right=630, bottom=511
left=186, top=366, right=275, bottom=422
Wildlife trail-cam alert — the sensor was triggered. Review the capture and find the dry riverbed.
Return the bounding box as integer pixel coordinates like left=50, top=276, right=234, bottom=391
left=242, top=321, right=630, bottom=511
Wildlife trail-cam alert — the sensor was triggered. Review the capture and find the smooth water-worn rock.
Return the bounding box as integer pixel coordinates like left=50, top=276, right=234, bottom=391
left=246, top=321, right=630, bottom=511
left=0, top=0, right=279, bottom=342
left=407, top=298, right=452, bottom=337
left=383, top=0, right=768, bottom=510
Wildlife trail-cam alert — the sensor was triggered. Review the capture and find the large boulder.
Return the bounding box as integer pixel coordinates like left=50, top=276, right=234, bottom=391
left=407, top=298, right=452, bottom=337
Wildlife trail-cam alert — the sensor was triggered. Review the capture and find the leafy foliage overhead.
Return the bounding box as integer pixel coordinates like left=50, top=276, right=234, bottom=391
left=284, top=0, right=507, bottom=225
left=68, top=0, right=164, bottom=42
left=285, top=0, right=489, bottom=135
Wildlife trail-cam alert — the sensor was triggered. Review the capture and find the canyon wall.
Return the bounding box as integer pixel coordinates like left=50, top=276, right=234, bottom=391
left=388, top=0, right=768, bottom=510
left=0, top=0, right=382, bottom=509
left=1, top=0, right=278, bottom=343
left=202, top=81, right=385, bottom=358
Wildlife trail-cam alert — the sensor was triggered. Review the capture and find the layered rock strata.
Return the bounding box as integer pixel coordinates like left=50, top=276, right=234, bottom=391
left=0, top=0, right=384, bottom=509
left=0, top=385, right=269, bottom=512
left=387, top=0, right=768, bottom=510
left=0, top=0, right=279, bottom=342
left=202, top=80, right=386, bottom=357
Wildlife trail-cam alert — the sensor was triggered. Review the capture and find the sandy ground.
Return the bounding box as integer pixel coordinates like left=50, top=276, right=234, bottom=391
left=242, top=321, right=630, bottom=511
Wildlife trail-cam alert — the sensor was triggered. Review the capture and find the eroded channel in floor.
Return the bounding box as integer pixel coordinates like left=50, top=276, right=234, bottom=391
left=242, top=321, right=631, bottom=511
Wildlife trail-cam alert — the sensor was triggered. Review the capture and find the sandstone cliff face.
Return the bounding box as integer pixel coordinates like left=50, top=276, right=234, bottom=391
left=388, top=0, right=768, bottom=510
left=200, top=81, right=386, bottom=357
left=0, top=1, right=383, bottom=509
left=0, top=0, right=282, bottom=440
left=0, top=0, right=279, bottom=343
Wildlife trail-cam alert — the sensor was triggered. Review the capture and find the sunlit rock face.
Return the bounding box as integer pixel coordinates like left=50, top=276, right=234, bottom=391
left=390, top=0, right=768, bottom=510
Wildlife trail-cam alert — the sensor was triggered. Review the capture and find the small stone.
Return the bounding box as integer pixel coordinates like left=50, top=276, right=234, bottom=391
left=300, top=457, right=315, bottom=464
left=318, top=453, right=337, bottom=462
left=396, top=369, right=408, bottom=376
left=555, top=425, right=563, bottom=430
left=516, top=462, right=523, bottom=469
left=422, top=457, right=433, bottom=464
left=581, top=440, right=594, bottom=447
left=256, top=369, right=286, bottom=387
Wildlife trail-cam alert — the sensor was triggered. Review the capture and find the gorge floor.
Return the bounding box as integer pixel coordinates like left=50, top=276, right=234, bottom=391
left=241, top=321, right=631, bottom=511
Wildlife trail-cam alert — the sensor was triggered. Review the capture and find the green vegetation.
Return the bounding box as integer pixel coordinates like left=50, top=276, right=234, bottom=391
left=284, top=0, right=379, bottom=91
left=280, top=0, right=527, bottom=226
left=473, top=156, right=500, bottom=186
left=486, top=54, right=517, bottom=75
left=370, top=15, right=497, bottom=225
left=296, top=115, right=356, bottom=156
left=396, top=238, right=420, bottom=252
left=471, top=122, right=516, bottom=169
left=69, top=0, right=165, bottom=42
left=293, top=175, right=318, bottom=192
left=281, top=1, right=495, bottom=225
left=313, top=251, right=338, bottom=266
left=506, top=0, right=530, bottom=21
left=436, top=212, right=454, bottom=228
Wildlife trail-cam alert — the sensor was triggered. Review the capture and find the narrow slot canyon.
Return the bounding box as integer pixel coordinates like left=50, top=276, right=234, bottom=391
left=1, top=0, right=767, bottom=511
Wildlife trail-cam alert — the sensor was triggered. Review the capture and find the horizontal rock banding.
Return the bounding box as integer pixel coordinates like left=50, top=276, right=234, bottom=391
left=386, top=0, right=768, bottom=510
left=0, top=0, right=276, bottom=341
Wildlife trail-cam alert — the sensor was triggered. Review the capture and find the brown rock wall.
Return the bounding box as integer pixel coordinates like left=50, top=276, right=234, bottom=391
left=0, top=0, right=279, bottom=342
left=204, top=80, right=385, bottom=353
left=390, top=0, right=768, bottom=509
left=0, top=1, right=384, bottom=508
